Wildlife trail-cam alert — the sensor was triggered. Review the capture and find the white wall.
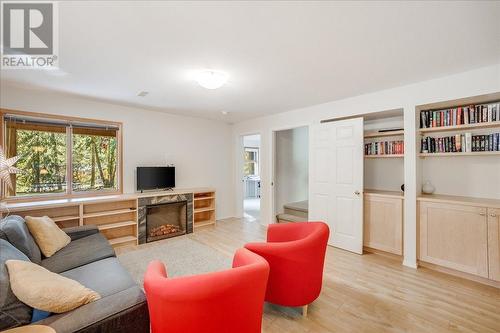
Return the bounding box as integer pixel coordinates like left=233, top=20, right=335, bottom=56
left=243, top=134, right=260, bottom=148
left=232, top=63, right=500, bottom=268
left=0, top=84, right=235, bottom=219
left=275, top=126, right=309, bottom=214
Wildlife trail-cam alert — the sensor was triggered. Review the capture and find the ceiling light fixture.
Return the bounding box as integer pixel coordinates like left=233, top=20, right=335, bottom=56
left=194, top=70, right=228, bottom=90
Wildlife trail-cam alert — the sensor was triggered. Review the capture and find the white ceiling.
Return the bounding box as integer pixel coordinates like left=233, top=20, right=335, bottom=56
left=1, top=1, right=499, bottom=123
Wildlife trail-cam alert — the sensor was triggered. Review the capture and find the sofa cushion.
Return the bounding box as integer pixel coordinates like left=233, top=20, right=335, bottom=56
left=0, top=239, right=32, bottom=330
left=34, top=286, right=146, bottom=333
left=6, top=259, right=101, bottom=313
left=0, top=215, right=42, bottom=264
left=35, top=257, right=146, bottom=332
left=41, top=233, right=115, bottom=274
left=60, top=257, right=137, bottom=297
left=25, top=216, right=71, bottom=258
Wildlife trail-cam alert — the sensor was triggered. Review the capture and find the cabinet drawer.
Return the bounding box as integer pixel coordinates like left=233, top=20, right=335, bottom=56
left=419, top=202, right=488, bottom=278
left=364, top=195, right=403, bottom=255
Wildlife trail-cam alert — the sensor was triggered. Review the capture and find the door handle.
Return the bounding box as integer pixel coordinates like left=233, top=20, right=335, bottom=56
left=479, top=212, right=486, bottom=216
left=491, top=213, right=497, bottom=217
left=354, top=190, right=360, bottom=195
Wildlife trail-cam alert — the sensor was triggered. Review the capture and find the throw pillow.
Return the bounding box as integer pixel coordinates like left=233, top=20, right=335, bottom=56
left=31, top=309, right=51, bottom=322
left=6, top=260, right=101, bottom=313
left=0, top=239, right=33, bottom=330
left=25, top=216, right=71, bottom=258
left=0, top=215, right=42, bottom=264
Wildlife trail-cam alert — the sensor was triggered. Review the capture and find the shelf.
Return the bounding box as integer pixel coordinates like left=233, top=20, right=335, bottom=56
left=419, top=121, right=500, bottom=134
left=194, top=220, right=216, bottom=228
left=364, top=189, right=404, bottom=199
left=98, top=220, right=136, bottom=231
left=417, top=194, right=500, bottom=209
left=108, top=235, right=137, bottom=246
left=365, top=154, right=404, bottom=158
left=419, top=151, right=500, bottom=158
left=194, top=207, right=215, bottom=213
left=83, top=208, right=136, bottom=218
left=364, top=130, right=404, bottom=138
left=194, top=196, right=215, bottom=201
left=52, top=215, right=80, bottom=222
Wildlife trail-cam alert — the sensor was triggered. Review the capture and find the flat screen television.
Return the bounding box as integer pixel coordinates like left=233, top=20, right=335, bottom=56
left=137, top=166, right=175, bottom=191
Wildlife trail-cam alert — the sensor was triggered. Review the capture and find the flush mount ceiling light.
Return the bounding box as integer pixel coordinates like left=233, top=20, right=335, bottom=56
left=194, top=70, right=228, bottom=90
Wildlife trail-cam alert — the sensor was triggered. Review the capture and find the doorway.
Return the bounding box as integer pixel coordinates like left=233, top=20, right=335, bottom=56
left=242, top=134, right=261, bottom=222
left=273, top=126, right=309, bottom=223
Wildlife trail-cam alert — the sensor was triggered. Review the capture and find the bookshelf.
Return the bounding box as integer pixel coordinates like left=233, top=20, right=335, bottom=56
left=418, top=100, right=500, bottom=156
left=193, top=190, right=216, bottom=228
left=415, top=93, right=500, bottom=286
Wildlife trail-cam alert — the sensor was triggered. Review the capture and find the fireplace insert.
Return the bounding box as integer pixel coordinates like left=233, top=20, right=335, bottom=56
left=146, top=201, right=187, bottom=243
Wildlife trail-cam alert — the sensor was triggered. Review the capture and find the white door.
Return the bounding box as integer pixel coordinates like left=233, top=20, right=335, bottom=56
left=309, top=118, right=364, bottom=254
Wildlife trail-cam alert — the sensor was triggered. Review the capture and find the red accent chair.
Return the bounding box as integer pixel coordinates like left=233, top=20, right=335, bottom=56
left=244, top=222, right=329, bottom=315
left=143, top=248, right=270, bottom=333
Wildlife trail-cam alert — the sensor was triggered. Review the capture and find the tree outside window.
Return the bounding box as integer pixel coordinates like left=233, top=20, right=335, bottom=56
left=4, top=115, right=120, bottom=198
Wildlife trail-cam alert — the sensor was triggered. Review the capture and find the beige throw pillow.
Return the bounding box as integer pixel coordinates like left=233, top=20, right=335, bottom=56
left=25, top=216, right=71, bottom=257
left=6, top=260, right=101, bottom=313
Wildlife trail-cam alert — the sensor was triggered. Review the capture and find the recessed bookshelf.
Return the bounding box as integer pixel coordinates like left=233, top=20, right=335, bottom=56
left=419, top=100, right=500, bottom=156
left=365, top=154, right=404, bottom=158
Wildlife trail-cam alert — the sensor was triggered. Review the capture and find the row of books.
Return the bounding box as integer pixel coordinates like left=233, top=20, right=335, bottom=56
left=421, top=133, right=500, bottom=153
left=420, top=102, right=500, bottom=128
left=365, top=140, right=404, bottom=156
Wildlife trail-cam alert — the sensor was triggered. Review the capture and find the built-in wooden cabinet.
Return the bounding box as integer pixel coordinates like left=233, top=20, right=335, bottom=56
left=363, top=190, right=403, bottom=255
left=418, top=196, right=500, bottom=284
left=193, top=191, right=216, bottom=228
left=419, top=200, right=489, bottom=278
left=488, top=208, right=500, bottom=282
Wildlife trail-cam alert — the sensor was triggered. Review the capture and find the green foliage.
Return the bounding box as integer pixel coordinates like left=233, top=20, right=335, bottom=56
left=15, top=129, right=66, bottom=194
left=10, top=129, right=117, bottom=195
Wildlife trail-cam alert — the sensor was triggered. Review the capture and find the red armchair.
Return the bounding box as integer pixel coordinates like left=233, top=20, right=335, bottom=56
left=244, top=222, right=329, bottom=315
left=143, top=248, right=270, bottom=333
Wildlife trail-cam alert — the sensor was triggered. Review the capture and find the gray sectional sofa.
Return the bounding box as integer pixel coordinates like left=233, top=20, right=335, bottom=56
left=0, top=215, right=149, bottom=333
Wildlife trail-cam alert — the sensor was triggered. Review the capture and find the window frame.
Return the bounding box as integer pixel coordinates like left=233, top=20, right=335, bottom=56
left=0, top=109, right=123, bottom=201
left=244, top=146, right=259, bottom=177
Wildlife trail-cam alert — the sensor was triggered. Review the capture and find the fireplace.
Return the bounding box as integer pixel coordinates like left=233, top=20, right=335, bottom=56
left=146, top=201, right=187, bottom=243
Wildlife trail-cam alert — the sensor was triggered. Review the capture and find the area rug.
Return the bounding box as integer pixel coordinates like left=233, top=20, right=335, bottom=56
left=118, top=236, right=231, bottom=287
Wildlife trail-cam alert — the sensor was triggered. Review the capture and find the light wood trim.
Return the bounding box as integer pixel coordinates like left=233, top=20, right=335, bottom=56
left=364, top=189, right=404, bottom=199
left=488, top=208, right=500, bottom=282
left=419, top=151, right=500, bottom=158
left=418, top=261, right=500, bottom=288
left=364, top=154, right=404, bottom=158
left=417, top=194, right=500, bottom=209
left=418, top=121, right=500, bottom=134
left=193, top=220, right=216, bottom=228
left=363, top=246, right=403, bottom=262
left=97, top=220, right=136, bottom=231
left=0, top=108, right=124, bottom=201
left=364, top=130, right=404, bottom=138
left=108, top=235, right=137, bottom=246
left=419, top=201, right=489, bottom=278
left=52, top=215, right=79, bottom=222
left=194, top=196, right=215, bottom=201
left=83, top=208, right=137, bottom=218
left=0, top=108, right=122, bottom=126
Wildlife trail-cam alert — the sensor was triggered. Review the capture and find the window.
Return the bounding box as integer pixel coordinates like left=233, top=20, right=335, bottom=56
left=3, top=113, right=121, bottom=198
left=244, top=147, right=259, bottom=176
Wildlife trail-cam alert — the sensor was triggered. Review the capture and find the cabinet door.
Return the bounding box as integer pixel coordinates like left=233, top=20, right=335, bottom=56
left=419, top=202, right=488, bottom=278
left=488, top=208, right=500, bottom=281
left=363, top=195, right=403, bottom=255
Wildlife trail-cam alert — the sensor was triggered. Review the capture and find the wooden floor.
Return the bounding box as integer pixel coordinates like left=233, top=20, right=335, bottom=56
left=121, top=218, right=500, bottom=333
